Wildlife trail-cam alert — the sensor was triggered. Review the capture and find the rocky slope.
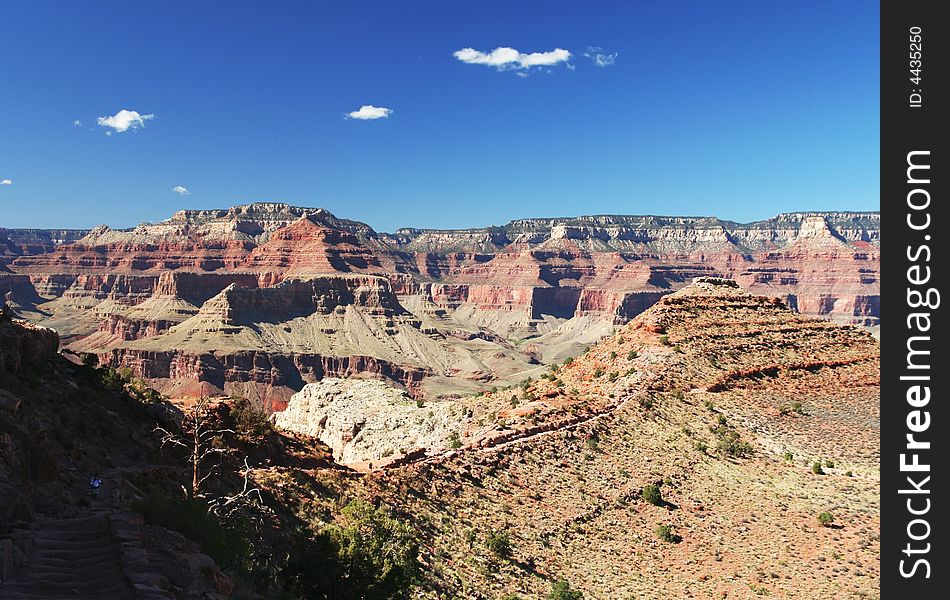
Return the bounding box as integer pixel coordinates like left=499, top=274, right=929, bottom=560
left=260, top=278, right=880, bottom=598
left=0, top=304, right=325, bottom=599
left=3, top=204, right=879, bottom=401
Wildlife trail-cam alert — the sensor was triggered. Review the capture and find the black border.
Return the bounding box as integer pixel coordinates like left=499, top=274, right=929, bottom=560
left=881, top=1, right=946, bottom=596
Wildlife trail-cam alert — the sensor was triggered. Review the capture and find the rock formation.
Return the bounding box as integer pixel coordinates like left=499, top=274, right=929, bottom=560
left=0, top=305, right=59, bottom=376
left=273, top=378, right=464, bottom=465
left=2, top=203, right=879, bottom=400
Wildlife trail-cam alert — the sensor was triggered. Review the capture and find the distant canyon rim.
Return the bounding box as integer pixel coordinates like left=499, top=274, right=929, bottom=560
left=0, top=203, right=880, bottom=407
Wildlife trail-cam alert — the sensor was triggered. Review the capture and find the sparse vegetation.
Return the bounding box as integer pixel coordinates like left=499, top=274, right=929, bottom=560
left=783, top=451, right=794, bottom=461
left=818, top=512, right=835, bottom=527
left=586, top=432, right=600, bottom=452
left=486, top=530, right=512, bottom=560
left=779, top=401, right=805, bottom=416
left=656, top=524, right=681, bottom=543
left=714, top=428, right=753, bottom=458
left=824, top=459, right=835, bottom=468
left=231, top=397, right=272, bottom=440
left=627, top=350, right=638, bottom=360
left=449, top=432, right=462, bottom=449
left=548, top=580, right=584, bottom=600
left=812, top=461, right=825, bottom=475
left=642, top=483, right=662, bottom=506
left=100, top=365, right=134, bottom=391
left=660, top=335, right=671, bottom=346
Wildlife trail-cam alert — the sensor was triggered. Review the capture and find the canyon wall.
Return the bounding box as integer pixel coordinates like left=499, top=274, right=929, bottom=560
left=2, top=203, right=880, bottom=400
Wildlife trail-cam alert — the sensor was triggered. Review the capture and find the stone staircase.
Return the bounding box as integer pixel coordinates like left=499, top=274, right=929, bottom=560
left=1, top=471, right=174, bottom=600
left=0, top=515, right=134, bottom=599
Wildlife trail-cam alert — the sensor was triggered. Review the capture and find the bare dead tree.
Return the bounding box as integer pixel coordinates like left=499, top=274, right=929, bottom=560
left=208, top=457, right=264, bottom=520
left=155, top=397, right=235, bottom=498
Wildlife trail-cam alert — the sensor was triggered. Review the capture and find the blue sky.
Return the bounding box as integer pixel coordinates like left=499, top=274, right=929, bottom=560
left=0, top=1, right=879, bottom=232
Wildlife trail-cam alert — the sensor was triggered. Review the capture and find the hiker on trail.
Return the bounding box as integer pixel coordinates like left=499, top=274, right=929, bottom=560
left=90, top=474, right=102, bottom=498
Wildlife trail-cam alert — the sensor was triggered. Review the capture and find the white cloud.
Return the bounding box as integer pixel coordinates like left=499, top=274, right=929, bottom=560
left=97, top=109, right=155, bottom=133
left=453, top=46, right=571, bottom=71
left=345, top=105, right=393, bottom=120
left=172, top=185, right=190, bottom=195
left=0, top=179, right=11, bottom=185
left=584, top=47, right=618, bottom=67
left=73, top=120, right=82, bottom=126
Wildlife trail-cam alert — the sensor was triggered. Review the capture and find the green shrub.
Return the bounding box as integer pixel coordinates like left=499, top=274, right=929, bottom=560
left=783, top=451, right=794, bottom=461
left=694, top=441, right=708, bottom=453
left=324, top=499, right=420, bottom=598
left=818, top=512, right=835, bottom=527
left=549, top=580, right=584, bottom=600
left=655, top=524, right=681, bottom=543
left=824, top=459, right=835, bottom=468
left=585, top=432, right=600, bottom=451
left=449, top=432, right=462, bottom=449
left=100, top=366, right=134, bottom=391
left=812, top=461, right=825, bottom=475
left=660, top=335, right=671, bottom=346
left=563, top=357, right=573, bottom=366
left=609, top=351, right=617, bottom=360
left=486, top=530, right=512, bottom=559
left=230, top=397, right=272, bottom=440
left=627, top=350, right=638, bottom=360
left=642, top=484, right=662, bottom=506
left=717, top=430, right=753, bottom=458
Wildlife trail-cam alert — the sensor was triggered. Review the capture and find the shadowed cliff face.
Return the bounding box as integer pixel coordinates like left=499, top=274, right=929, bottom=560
left=1, top=204, right=879, bottom=400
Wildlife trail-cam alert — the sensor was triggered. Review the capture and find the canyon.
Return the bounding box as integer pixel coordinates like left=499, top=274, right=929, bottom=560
left=262, top=276, right=881, bottom=598
left=0, top=203, right=879, bottom=403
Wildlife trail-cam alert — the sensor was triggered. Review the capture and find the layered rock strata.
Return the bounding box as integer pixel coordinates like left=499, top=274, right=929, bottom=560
left=3, top=204, right=880, bottom=400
